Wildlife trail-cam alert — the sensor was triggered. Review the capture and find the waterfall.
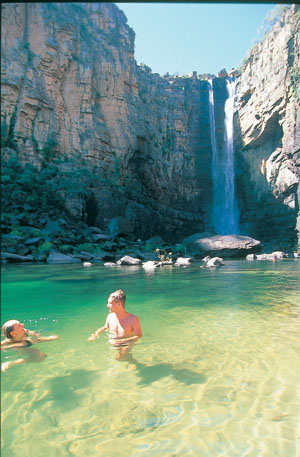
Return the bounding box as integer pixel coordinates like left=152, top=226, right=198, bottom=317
left=209, top=78, right=239, bottom=235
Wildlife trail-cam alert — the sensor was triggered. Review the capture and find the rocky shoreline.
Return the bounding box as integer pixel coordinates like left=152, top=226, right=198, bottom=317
left=2, top=210, right=298, bottom=265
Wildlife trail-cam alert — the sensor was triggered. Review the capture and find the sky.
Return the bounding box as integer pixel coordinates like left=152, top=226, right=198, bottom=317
left=115, top=2, right=278, bottom=76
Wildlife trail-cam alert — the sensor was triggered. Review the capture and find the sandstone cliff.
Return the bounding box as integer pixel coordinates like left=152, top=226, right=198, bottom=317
left=235, top=4, right=300, bottom=249
left=1, top=3, right=299, bottom=249
left=1, top=2, right=215, bottom=241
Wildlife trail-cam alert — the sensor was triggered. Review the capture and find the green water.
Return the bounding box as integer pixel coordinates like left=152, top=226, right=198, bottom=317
left=1, top=260, right=300, bottom=457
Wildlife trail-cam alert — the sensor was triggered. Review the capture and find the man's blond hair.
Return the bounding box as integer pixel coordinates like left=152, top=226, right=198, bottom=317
left=110, top=289, right=126, bottom=307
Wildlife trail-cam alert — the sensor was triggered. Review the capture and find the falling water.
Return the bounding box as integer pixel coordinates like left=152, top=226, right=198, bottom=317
left=209, top=78, right=239, bottom=234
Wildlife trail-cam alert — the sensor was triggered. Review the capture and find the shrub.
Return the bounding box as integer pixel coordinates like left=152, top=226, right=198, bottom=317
left=155, top=249, right=173, bottom=262
left=59, top=244, right=73, bottom=254
left=38, top=242, right=52, bottom=253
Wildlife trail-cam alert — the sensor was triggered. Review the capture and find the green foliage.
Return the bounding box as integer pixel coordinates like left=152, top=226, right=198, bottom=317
left=24, top=41, right=36, bottom=65
left=4, top=109, right=18, bottom=150
left=114, top=156, right=121, bottom=179
left=143, top=242, right=154, bottom=253
left=59, top=244, right=73, bottom=254
left=1, top=157, right=64, bottom=213
left=42, top=133, right=58, bottom=161
left=9, top=228, right=23, bottom=237
left=1, top=151, right=106, bottom=228
left=290, top=67, right=300, bottom=102
left=1, top=115, right=7, bottom=147
left=76, top=242, right=103, bottom=254
left=38, top=242, right=52, bottom=253
left=31, top=131, right=39, bottom=151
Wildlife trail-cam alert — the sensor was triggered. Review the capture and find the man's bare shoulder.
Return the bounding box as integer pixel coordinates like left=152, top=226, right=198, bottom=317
left=126, top=312, right=140, bottom=321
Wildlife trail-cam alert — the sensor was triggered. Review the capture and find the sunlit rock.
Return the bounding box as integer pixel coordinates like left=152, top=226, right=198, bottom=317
left=117, top=255, right=142, bottom=265
left=183, top=234, right=261, bottom=258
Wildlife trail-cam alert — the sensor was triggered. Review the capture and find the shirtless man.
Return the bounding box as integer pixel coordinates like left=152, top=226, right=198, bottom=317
left=88, top=289, right=142, bottom=360
left=1, top=319, right=59, bottom=372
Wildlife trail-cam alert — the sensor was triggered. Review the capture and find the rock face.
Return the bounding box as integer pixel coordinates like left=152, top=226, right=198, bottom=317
left=235, top=5, right=300, bottom=250
left=1, top=3, right=215, bottom=242
left=1, top=3, right=299, bottom=249
left=182, top=234, right=261, bottom=258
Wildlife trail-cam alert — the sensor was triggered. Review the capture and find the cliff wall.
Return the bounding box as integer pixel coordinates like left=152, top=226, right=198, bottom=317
left=235, top=5, right=300, bottom=249
left=1, top=2, right=219, bottom=241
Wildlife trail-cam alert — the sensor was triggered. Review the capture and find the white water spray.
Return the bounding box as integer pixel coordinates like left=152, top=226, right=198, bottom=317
left=209, top=78, right=239, bottom=234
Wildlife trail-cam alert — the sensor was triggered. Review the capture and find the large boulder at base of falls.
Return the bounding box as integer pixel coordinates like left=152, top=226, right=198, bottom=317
left=182, top=234, right=261, bottom=258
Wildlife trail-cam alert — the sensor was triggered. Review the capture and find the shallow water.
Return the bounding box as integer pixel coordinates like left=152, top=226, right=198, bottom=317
left=1, top=260, right=300, bottom=457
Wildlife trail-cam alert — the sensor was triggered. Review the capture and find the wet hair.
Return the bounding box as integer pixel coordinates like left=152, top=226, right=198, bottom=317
left=109, top=289, right=126, bottom=307
left=2, top=320, right=19, bottom=339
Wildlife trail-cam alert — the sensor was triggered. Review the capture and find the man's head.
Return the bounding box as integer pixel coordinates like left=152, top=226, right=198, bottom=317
left=2, top=320, right=25, bottom=340
left=107, top=289, right=126, bottom=312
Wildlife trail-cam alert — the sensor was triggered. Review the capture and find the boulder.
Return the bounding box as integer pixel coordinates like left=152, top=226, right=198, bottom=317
left=89, top=226, right=103, bottom=234
left=246, top=254, right=257, bottom=261
left=206, top=257, right=224, bottom=267
left=47, top=250, right=81, bottom=264
left=2, top=234, right=24, bottom=242
left=116, top=255, right=142, bottom=266
left=256, top=254, right=274, bottom=261
left=16, top=245, right=31, bottom=256
left=175, top=257, right=192, bottom=266
left=73, top=252, right=94, bottom=261
left=272, top=251, right=288, bottom=259
left=43, top=219, right=64, bottom=236
left=142, top=260, right=159, bottom=270
left=91, top=234, right=110, bottom=242
left=104, top=262, right=118, bottom=267
left=256, top=251, right=288, bottom=261
left=24, top=237, right=41, bottom=245
left=182, top=234, right=261, bottom=258
left=1, top=252, right=34, bottom=262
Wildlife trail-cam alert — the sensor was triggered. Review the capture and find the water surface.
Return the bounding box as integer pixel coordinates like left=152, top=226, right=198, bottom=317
left=1, top=260, right=300, bottom=457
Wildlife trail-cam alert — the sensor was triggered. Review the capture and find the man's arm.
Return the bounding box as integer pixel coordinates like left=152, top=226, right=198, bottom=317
left=1, top=339, right=10, bottom=347
left=32, top=335, right=59, bottom=343
left=1, top=336, right=58, bottom=348
left=88, top=318, right=109, bottom=342
left=1, top=341, right=27, bottom=349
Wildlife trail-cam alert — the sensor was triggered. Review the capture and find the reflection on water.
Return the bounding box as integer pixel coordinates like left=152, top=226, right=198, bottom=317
left=1, top=261, right=300, bottom=457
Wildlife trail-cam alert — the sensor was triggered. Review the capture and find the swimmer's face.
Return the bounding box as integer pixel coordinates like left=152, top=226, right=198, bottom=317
left=10, top=322, right=26, bottom=340
left=107, top=296, right=120, bottom=313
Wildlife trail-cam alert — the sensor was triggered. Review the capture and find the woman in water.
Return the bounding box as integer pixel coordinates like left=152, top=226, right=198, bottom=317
left=1, top=319, right=58, bottom=372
